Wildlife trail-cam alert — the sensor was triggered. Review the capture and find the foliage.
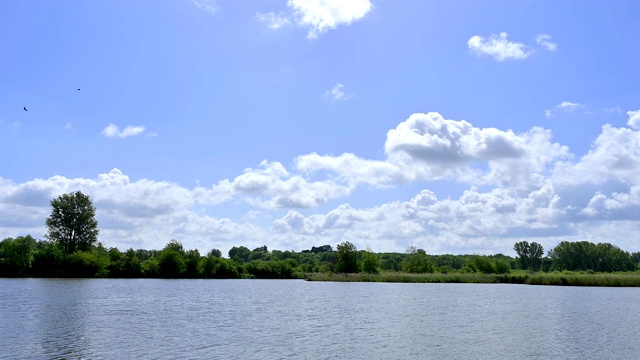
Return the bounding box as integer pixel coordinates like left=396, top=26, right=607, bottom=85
left=198, top=256, right=240, bottom=279
left=361, top=250, right=380, bottom=274
left=244, top=259, right=300, bottom=279
left=4, top=232, right=640, bottom=285
left=45, top=191, right=99, bottom=255
left=207, top=248, right=222, bottom=258
left=513, top=241, right=544, bottom=271
left=549, top=241, right=635, bottom=272
left=0, top=235, right=37, bottom=276
left=336, top=241, right=359, bottom=273
left=65, top=248, right=109, bottom=278
left=31, top=240, right=65, bottom=277
left=158, top=242, right=187, bottom=278
left=228, top=246, right=251, bottom=263
left=402, top=247, right=434, bottom=273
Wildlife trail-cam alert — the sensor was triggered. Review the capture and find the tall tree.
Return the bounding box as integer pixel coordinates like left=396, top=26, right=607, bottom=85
left=336, top=241, right=359, bottom=273
left=45, top=191, right=99, bottom=255
left=513, top=241, right=544, bottom=271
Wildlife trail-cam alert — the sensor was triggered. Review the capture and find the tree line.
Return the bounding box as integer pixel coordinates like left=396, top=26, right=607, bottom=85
left=0, top=191, right=639, bottom=278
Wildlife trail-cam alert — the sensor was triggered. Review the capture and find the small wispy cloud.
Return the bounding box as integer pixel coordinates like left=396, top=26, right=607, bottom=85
left=468, top=32, right=532, bottom=61
left=324, top=84, right=354, bottom=101
left=604, top=107, right=623, bottom=114
left=65, top=122, right=72, bottom=130
left=102, top=124, right=147, bottom=139
left=256, top=12, right=291, bottom=30
left=536, top=34, right=557, bottom=52
left=191, top=0, right=216, bottom=14
left=545, top=101, right=582, bottom=118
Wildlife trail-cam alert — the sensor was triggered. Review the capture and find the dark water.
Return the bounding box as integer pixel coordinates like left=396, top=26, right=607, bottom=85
left=1, top=279, right=639, bottom=359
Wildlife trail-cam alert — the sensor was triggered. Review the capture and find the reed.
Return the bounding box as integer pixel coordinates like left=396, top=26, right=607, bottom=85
left=525, top=272, right=640, bottom=287
left=304, top=271, right=640, bottom=287
left=305, top=272, right=502, bottom=284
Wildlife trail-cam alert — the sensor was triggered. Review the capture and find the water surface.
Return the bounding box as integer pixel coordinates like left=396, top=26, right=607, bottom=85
left=1, top=279, right=639, bottom=359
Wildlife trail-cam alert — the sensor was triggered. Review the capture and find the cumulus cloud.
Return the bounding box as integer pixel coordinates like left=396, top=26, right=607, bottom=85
left=536, top=34, right=557, bottom=52
left=268, top=186, right=572, bottom=254
left=468, top=32, right=532, bottom=61
left=6, top=109, right=640, bottom=255
left=298, top=113, right=569, bottom=190
left=544, top=101, right=581, bottom=118
left=102, top=124, right=147, bottom=139
left=213, top=160, right=353, bottom=208
left=289, top=0, right=372, bottom=38
left=258, top=0, right=372, bottom=39
left=627, top=110, right=640, bottom=129
left=0, top=169, right=260, bottom=254
left=324, top=84, right=354, bottom=100
left=555, top=124, right=640, bottom=186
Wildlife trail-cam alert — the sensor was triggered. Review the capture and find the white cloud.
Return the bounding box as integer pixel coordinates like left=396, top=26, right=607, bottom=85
left=102, top=124, right=147, bottom=139
left=468, top=32, right=533, bottom=61
left=289, top=0, right=372, bottom=39
left=0, top=169, right=260, bottom=255
left=6, top=110, right=640, bottom=255
left=213, top=160, right=353, bottom=208
left=536, top=34, right=557, bottom=52
left=191, top=0, right=216, bottom=14
left=260, top=0, right=372, bottom=39
left=545, top=101, right=582, bottom=118
left=324, top=83, right=354, bottom=100
left=256, top=12, right=291, bottom=30
left=296, top=152, right=403, bottom=187
left=627, top=110, right=640, bottom=129
left=299, top=112, right=569, bottom=190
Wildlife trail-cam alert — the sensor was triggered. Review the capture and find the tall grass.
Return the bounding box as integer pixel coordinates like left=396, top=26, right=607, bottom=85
left=306, top=272, right=505, bottom=284
left=525, top=272, right=640, bottom=287
left=304, top=271, right=640, bottom=287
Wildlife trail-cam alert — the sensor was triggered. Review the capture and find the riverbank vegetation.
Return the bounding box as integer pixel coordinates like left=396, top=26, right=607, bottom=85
left=1, top=191, right=639, bottom=286
left=2, top=236, right=640, bottom=286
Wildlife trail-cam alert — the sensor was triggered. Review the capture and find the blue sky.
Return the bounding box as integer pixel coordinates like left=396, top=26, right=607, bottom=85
left=2, top=0, right=640, bottom=256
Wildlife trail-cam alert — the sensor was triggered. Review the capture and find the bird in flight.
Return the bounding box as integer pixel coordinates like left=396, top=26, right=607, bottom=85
left=23, top=106, right=27, bottom=111
left=77, top=88, right=81, bottom=91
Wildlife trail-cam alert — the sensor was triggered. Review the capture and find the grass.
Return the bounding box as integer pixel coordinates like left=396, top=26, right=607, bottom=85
left=304, top=270, right=640, bottom=287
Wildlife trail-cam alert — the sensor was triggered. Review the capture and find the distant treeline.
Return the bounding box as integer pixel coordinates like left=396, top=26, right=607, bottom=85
left=0, top=236, right=638, bottom=279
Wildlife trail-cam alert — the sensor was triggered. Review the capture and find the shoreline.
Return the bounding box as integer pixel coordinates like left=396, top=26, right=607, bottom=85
left=304, top=271, right=640, bottom=287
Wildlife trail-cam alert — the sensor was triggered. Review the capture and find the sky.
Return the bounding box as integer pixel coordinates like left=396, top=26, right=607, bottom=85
left=2, top=0, right=640, bottom=257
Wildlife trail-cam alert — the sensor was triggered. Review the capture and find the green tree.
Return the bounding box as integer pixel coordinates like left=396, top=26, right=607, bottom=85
left=402, top=246, right=434, bottom=273
left=31, top=240, right=65, bottom=277
left=185, top=249, right=201, bottom=278
left=514, top=241, right=544, bottom=271
left=228, top=246, right=251, bottom=263
left=0, top=235, right=37, bottom=276
left=121, top=248, right=142, bottom=277
left=158, top=240, right=187, bottom=278
left=207, top=248, right=222, bottom=258
left=336, top=241, right=359, bottom=273
left=361, top=249, right=380, bottom=274
left=45, top=191, right=99, bottom=255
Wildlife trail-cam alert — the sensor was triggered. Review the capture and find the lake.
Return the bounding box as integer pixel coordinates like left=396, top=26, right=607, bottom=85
left=1, top=279, right=639, bottom=359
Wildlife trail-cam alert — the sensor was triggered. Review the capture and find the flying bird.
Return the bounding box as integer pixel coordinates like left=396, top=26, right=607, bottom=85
left=23, top=106, right=27, bottom=111
left=77, top=88, right=81, bottom=91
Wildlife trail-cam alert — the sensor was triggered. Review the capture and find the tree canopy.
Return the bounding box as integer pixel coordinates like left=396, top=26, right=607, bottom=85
left=45, top=191, right=99, bottom=255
